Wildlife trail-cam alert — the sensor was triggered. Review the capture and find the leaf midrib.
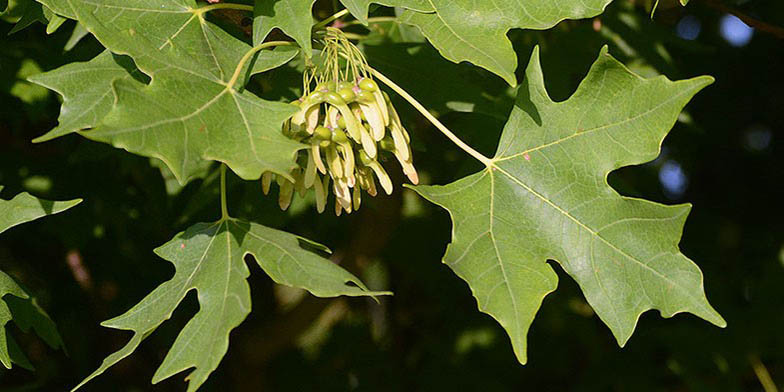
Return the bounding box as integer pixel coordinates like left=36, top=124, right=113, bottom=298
left=488, top=164, right=713, bottom=315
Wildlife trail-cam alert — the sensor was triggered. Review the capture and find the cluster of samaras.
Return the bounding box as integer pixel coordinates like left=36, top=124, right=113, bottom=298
left=263, top=77, right=418, bottom=215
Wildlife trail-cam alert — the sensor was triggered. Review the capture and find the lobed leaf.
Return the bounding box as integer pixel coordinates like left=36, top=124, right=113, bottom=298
left=398, top=0, right=613, bottom=86
left=253, top=0, right=317, bottom=55
left=411, top=47, right=725, bottom=364
left=0, top=190, right=79, bottom=369
left=35, top=0, right=303, bottom=184
left=339, top=0, right=433, bottom=25
left=74, top=219, right=389, bottom=392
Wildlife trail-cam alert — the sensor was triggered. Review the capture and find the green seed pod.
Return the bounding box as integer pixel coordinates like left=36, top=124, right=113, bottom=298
left=319, top=139, right=331, bottom=148
left=352, top=186, right=362, bottom=210
left=331, top=128, right=349, bottom=144
left=333, top=103, right=363, bottom=141
left=305, top=104, right=320, bottom=134
left=314, top=126, right=332, bottom=140
left=278, top=179, right=295, bottom=210
left=358, top=150, right=373, bottom=166
left=338, top=81, right=354, bottom=90
left=314, top=174, right=328, bottom=213
left=311, top=144, right=327, bottom=174
left=367, top=161, right=393, bottom=195
left=360, top=101, right=385, bottom=141
left=357, top=90, right=375, bottom=104
left=334, top=177, right=352, bottom=210
left=337, top=115, right=347, bottom=129
left=338, top=87, right=356, bottom=102
left=304, top=152, right=317, bottom=188
left=359, top=78, right=379, bottom=92
left=307, top=90, right=326, bottom=102
left=379, top=137, right=396, bottom=151
left=338, top=143, right=355, bottom=176
left=325, top=145, right=344, bottom=178
left=359, top=124, right=377, bottom=158
left=262, top=172, right=274, bottom=195
left=374, top=90, right=389, bottom=126
left=325, top=92, right=345, bottom=106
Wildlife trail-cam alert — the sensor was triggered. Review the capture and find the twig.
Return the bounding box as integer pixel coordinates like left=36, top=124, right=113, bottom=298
left=700, top=0, right=784, bottom=39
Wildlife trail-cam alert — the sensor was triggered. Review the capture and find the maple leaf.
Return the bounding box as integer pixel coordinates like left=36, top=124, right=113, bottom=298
left=398, top=0, right=613, bottom=86
left=74, top=219, right=389, bottom=392
left=0, top=188, right=80, bottom=369
left=411, top=47, right=725, bottom=364
left=35, top=0, right=303, bottom=184
left=339, top=0, right=433, bottom=25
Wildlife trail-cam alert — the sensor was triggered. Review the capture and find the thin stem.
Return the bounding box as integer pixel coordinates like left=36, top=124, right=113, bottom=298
left=313, top=9, right=350, bottom=30
left=369, top=67, right=494, bottom=167
left=342, top=32, right=369, bottom=40
left=342, top=17, right=398, bottom=27
left=749, top=354, right=779, bottom=392
left=195, top=3, right=253, bottom=14
left=220, top=164, right=229, bottom=220
left=226, top=41, right=297, bottom=90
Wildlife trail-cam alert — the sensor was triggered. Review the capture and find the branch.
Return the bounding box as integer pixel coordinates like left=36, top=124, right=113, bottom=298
left=700, top=0, right=784, bottom=39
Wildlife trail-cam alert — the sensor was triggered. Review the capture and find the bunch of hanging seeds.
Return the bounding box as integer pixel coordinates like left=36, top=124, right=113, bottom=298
left=262, top=28, right=418, bottom=215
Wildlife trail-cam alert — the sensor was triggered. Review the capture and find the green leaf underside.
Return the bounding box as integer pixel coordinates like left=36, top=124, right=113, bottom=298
left=398, top=0, right=612, bottom=86
left=412, top=47, right=724, bottom=364
left=0, top=271, right=27, bottom=369
left=0, top=191, right=82, bottom=235
left=339, top=0, right=433, bottom=25
left=28, top=51, right=147, bottom=143
left=36, top=0, right=304, bottom=184
left=1, top=191, right=79, bottom=368
left=8, top=0, right=46, bottom=34
left=75, top=219, right=388, bottom=392
left=253, top=0, right=317, bottom=54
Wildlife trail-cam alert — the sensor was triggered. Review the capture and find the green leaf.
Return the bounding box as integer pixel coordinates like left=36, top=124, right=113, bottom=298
left=0, top=191, right=82, bottom=235
left=36, top=0, right=303, bottom=184
left=339, top=0, right=433, bottom=25
left=63, top=22, right=89, bottom=51
left=74, top=219, right=389, bottom=392
left=0, top=190, right=78, bottom=369
left=0, top=271, right=27, bottom=369
left=42, top=5, right=65, bottom=34
left=28, top=51, right=147, bottom=143
left=398, top=0, right=613, bottom=86
left=411, top=47, right=725, bottom=364
left=8, top=0, right=45, bottom=35
left=253, top=0, right=317, bottom=54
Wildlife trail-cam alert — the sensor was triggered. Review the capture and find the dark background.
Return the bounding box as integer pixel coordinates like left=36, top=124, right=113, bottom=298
left=1, top=0, right=782, bottom=390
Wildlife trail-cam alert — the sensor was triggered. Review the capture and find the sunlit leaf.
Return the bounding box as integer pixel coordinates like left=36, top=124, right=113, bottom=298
left=35, top=0, right=303, bottom=184
left=253, top=0, right=317, bottom=54
left=340, top=0, right=433, bottom=25
left=411, top=47, right=725, bottom=364
left=398, top=0, right=613, bottom=86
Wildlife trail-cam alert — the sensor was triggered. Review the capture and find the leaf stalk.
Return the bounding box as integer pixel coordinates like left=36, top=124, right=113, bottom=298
left=220, top=164, right=229, bottom=220
left=369, top=67, right=494, bottom=167
left=226, top=41, right=297, bottom=91
left=313, top=9, right=350, bottom=30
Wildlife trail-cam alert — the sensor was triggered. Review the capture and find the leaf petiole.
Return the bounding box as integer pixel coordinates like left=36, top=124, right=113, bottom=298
left=220, top=164, right=229, bottom=220
left=313, top=9, right=350, bottom=30
left=226, top=41, right=298, bottom=91
left=369, top=68, right=494, bottom=167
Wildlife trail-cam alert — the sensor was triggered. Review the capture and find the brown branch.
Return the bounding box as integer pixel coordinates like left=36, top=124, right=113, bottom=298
left=700, top=0, right=784, bottom=39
